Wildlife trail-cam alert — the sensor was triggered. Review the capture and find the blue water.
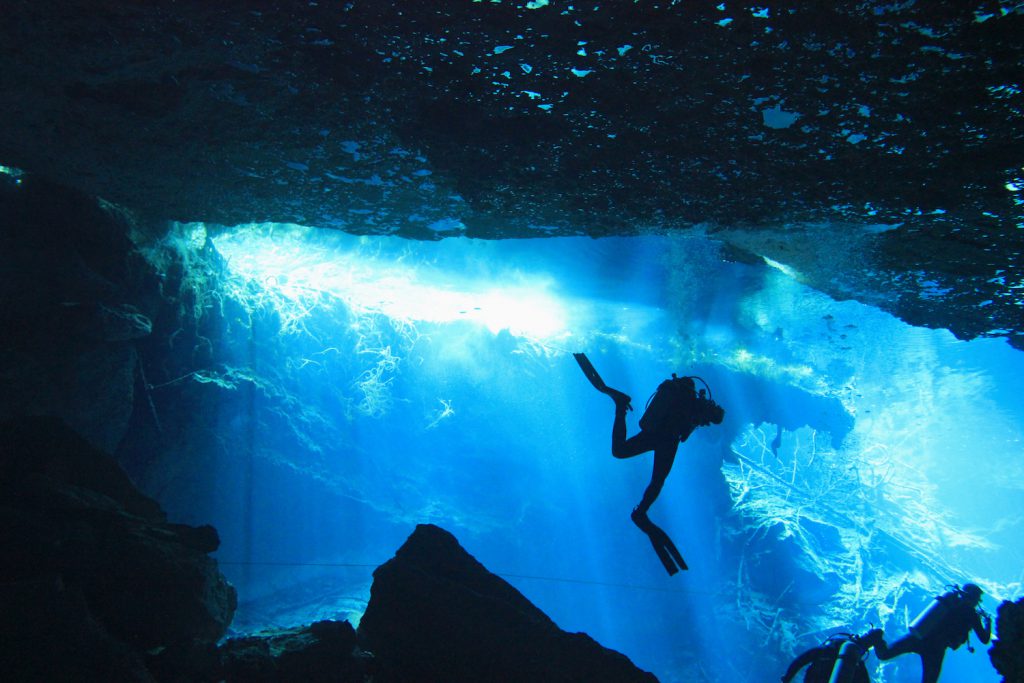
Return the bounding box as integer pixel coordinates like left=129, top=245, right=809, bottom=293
left=152, top=223, right=1023, bottom=682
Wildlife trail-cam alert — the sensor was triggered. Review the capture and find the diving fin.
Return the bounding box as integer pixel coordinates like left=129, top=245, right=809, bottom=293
left=631, top=508, right=688, bottom=575
left=650, top=536, right=682, bottom=576
left=574, top=352, right=608, bottom=392
left=574, top=352, right=632, bottom=411
left=659, top=531, right=688, bottom=573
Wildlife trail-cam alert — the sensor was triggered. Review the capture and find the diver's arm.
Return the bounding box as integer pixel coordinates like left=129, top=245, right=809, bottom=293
left=781, top=647, right=820, bottom=683
left=973, top=610, right=993, bottom=644
left=677, top=422, right=697, bottom=443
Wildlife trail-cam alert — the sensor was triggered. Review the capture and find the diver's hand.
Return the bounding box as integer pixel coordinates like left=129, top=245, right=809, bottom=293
left=862, top=628, right=885, bottom=649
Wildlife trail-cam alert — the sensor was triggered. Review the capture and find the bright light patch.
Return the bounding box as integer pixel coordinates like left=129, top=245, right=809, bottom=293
left=763, top=256, right=801, bottom=279
left=761, top=105, right=800, bottom=129
left=211, top=224, right=569, bottom=341
left=0, top=164, right=25, bottom=178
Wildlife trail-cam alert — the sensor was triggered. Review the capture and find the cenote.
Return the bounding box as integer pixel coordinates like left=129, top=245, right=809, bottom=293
left=2, top=2, right=1023, bottom=682
left=148, top=221, right=1022, bottom=682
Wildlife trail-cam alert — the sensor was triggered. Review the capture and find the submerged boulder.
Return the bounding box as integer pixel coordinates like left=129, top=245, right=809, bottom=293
left=0, top=416, right=237, bottom=679
left=217, top=619, right=370, bottom=682
left=358, top=523, right=658, bottom=683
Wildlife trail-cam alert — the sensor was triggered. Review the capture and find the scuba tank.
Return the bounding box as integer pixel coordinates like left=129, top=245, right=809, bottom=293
left=909, top=585, right=967, bottom=639
left=639, top=374, right=696, bottom=436
left=828, top=640, right=863, bottom=683
left=909, top=596, right=951, bottom=638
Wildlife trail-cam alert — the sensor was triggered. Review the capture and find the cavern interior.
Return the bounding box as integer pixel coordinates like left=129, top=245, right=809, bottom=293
left=2, top=1, right=1023, bottom=682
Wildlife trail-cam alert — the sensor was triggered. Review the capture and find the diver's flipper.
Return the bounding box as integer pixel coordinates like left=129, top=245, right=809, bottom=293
left=659, top=531, right=688, bottom=572
left=574, top=353, right=608, bottom=392
left=631, top=508, right=688, bottom=575
left=649, top=534, right=681, bottom=576
left=648, top=527, right=687, bottom=574
left=574, top=352, right=632, bottom=410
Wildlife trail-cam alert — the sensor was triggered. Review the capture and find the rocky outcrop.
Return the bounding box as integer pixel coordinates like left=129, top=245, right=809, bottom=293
left=217, top=620, right=370, bottom=683
left=990, top=597, right=1024, bottom=683
left=358, top=523, right=658, bottom=683
left=213, top=524, right=659, bottom=682
left=212, top=524, right=660, bottom=682
left=1, top=418, right=653, bottom=682
left=0, top=416, right=237, bottom=681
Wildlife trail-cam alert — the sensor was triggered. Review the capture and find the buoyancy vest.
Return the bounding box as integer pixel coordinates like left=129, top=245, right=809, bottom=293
left=910, top=589, right=977, bottom=649
left=639, top=375, right=698, bottom=440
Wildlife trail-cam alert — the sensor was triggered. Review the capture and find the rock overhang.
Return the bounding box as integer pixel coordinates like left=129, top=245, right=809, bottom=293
left=1, top=0, right=1021, bottom=348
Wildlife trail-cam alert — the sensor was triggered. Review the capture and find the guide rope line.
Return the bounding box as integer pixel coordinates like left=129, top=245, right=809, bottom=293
left=216, top=560, right=723, bottom=596
left=219, top=561, right=378, bottom=569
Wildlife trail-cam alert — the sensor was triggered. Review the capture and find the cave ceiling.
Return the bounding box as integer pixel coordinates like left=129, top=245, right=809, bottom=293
left=1, top=0, right=1022, bottom=349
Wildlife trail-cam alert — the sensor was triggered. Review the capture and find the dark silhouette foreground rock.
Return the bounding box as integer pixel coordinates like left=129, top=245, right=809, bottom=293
left=0, top=416, right=236, bottom=681
left=358, top=523, right=658, bottom=683
left=0, top=419, right=652, bottom=682
left=990, top=597, right=1024, bottom=683
left=217, top=620, right=369, bottom=683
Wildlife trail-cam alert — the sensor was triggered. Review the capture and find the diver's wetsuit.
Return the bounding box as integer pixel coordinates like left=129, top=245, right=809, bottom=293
left=782, top=636, right=874, bottom=683
left=876, top=635, right=945, bottom=683
left=610, top=400, right=696, bottom=515
left=875, top=598, right=990, bottom=683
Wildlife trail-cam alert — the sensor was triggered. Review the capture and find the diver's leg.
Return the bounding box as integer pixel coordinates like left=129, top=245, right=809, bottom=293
left=613, top=430, right=658, bottom=459
left=612, top=403, right=629, bottom=454
left=918, top=647, right=945, bottom=683
left=634, top=442, right=679, bottom=514
left=874, top=633, right=919, bottom=661
left=612, top=410, right=655, bottom=459
left=630, top=442, right=687, bottom=572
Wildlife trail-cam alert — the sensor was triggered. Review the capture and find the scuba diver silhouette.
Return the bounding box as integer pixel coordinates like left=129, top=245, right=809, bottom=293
left=781, top=628, right=884, bottom=683
left=874, top=583, right=992, bottom=683
left=574, top=353, right=724, bottom=575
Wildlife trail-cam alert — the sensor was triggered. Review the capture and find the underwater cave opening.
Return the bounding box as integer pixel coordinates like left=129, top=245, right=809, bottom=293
left=129, top=220, right=1024, bottom=683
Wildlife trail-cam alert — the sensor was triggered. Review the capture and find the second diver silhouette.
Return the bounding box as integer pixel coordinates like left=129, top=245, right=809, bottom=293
left=574, top=353, right=725, bottom=575
left=875, top=583, right=992, bottom=683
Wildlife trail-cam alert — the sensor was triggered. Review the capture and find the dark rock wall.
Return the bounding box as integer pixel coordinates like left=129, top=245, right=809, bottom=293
left=0, top=175, right=162, bottom=452
left=0, top=416, right=236, bottom=681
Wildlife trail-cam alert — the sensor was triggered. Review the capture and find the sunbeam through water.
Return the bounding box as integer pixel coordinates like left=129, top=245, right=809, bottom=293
left=126, top=221, right=1024, bottom=683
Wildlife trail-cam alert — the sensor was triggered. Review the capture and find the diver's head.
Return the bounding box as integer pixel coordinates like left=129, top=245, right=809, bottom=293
left=961, top=583, right=983, bottom=604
